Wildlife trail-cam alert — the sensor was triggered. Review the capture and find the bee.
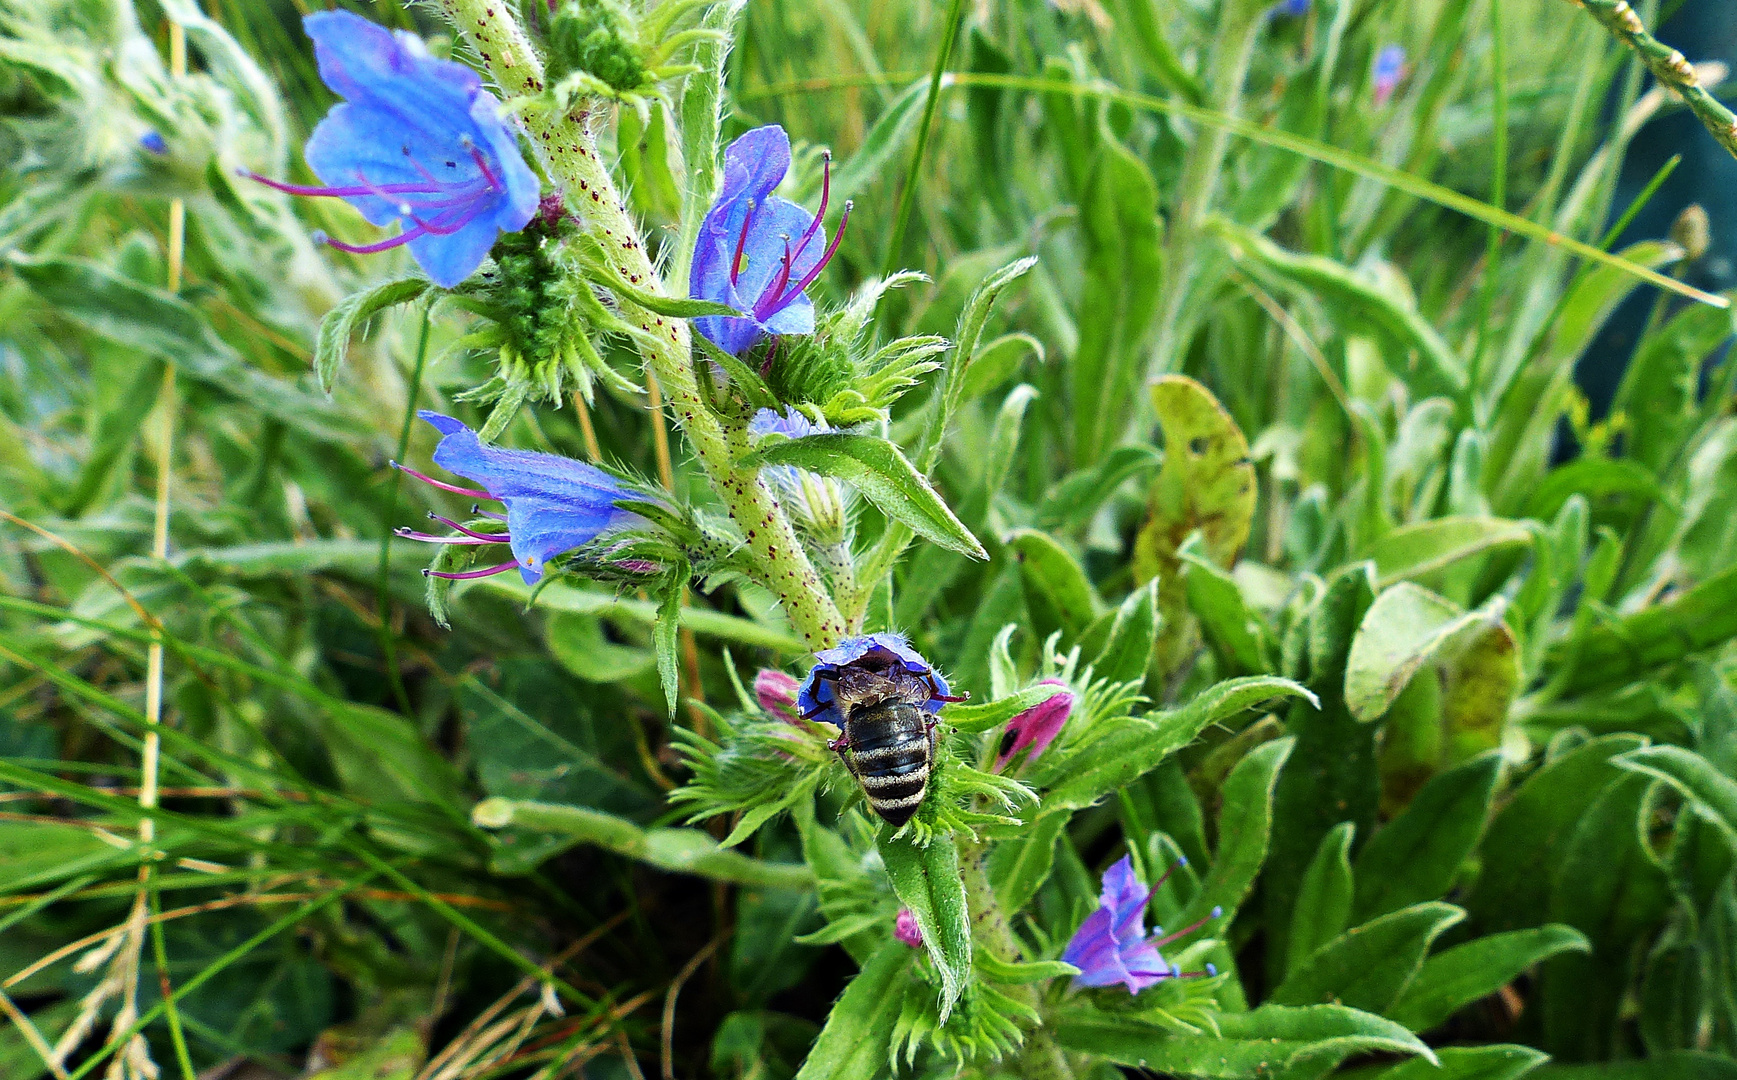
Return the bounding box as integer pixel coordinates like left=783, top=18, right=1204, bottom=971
left=804, top=645, right=957, bottom=826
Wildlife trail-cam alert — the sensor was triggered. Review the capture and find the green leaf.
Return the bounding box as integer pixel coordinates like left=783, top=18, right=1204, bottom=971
left=654, top=574, right=684, bottom=718
left=7, top=252, right=356, bottom=442
left=1548, top=563, right=1737, bottom=695
left=919, top=255, right=1040, bottom=472
left=1618, top=745, right=1737, bottom=844
left=1036, top=445, right=1163, bottom=531
left=1072, top=129, right=1162, bottom=464
left=1286, top=821, right=1355, bottom=978
left=1541, top=772, right=1673, bottom=1059
left=1038, top=677, right=1315, bottom=812
left=1527, top=457, right=1664, bottom=522
left=1530, top=1054, right=1737, bottom=1080
left=1615, top=296, right=1737, bottom=473
left=988, top=808, right=1068, bottom=916
left=1388, top=925, right=1590, bottom=1033
left=464, top=575, right=805, bottom=654
left=596, top=265, right=741, bottom=318
left=1465, top=733, right=1644, bottom=934
left=1352, top=752, right=1501, bottom=920
left=1008, top=529, right=1100, bottom=647
left=470, top=799, right=813, bottom=890
left=940, top=682, right=1069, bottom=733
left=1212, top=218, right=1466, bottom=396
left=1180, top=537, right=1275, bottom=675
left=1133, top=375, right=1258, bottom=585
left=876, top=829, right=971, bottom=1019
left=1364, top=1045, right=1549, bottom=1080
left=1181, top=736, right=1294, bottom=928
left=1269, top=902, right=1465, bottom=1013
left=792, top=941, right=912, bottom=1080
left=694, top=331, right=778, bottom=411
left=746, top=433, right=987, bottom=559
left=313, top=276, right=429, bottom=393
left=1345, top=585, right=1514, bottom=723
left=1363, top=517, right=1532, bottom=587
left=1094, top=579, right=1160, bottom=684
left=1052, top=1002, right=1434, bottom=1077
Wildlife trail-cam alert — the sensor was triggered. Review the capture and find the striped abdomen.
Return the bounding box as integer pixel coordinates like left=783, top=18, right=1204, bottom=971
left=846, top=700, right=935, bottom=826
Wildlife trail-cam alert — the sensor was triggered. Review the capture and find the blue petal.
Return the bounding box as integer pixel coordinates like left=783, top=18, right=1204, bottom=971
left=504, top=495, right=622, bottom=583
left=408, top=209, right=505, bottom=289
left=722, top=126, right=792, bottom=209
left=1100, top=856, right=1152, bottom=945
left=423, top=413, right=627, bottom=507
left=762, top=293, right=814, bottom=336
left=306, top=12, right=480, bottom=126
left=467, top=92, right=540, bottom=233
left=734, top=197, right=822, bottom=313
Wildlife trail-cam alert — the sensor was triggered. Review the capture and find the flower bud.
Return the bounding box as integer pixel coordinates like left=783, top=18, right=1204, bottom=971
left=994, top=680, right=1076, bottom=771
left=1672, top=204, right=1711, bottom=263
left=894, top=907, right=923, bottom=948
left=755, top=668, right=802, bottom=725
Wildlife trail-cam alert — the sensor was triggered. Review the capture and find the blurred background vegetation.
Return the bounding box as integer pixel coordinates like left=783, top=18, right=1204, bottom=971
left=7, top=0, right=1737, bottom=1077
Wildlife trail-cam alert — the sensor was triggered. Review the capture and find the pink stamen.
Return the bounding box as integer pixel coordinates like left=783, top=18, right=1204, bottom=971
left=467, top=144, right=502, bottom=192
left=429, top=514, right=511, bottom=542
left=730, top=199, right=756, bottom=285
left=774, top=200, right=851, bottom=309
left=753, top=237, right=796, bottom=322
left=392, top=461, right=493, bottom=500
left=1153, top=909, right=1222, bottom=949
left=424, top=560, right=519, bottom=580
left=787, top=155, right=831, bottom=266
left=1149, top=857, right=1187, bottom=893
left=242, top=170, right=446, bottom=199
left=318, top=226, right=427, bottom=255
left=395, top=528, right=496, bottom=545
left=471, top=505, right=508, bottom=521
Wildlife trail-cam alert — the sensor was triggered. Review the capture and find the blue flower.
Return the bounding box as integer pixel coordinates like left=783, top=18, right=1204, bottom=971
left=1373, top=45, right=1407, bottom=105
left=245, top=11, right=540, bottom=288
left=748, top=407, right=838, bottom=510
left=395, top=411, right=637, bottom=584
left=690, top=126, right=852, bottom=355
left=1271, top=0, right=1310, bottom=16
left=797, top=633, right=953, bottom=727
left=1062, top=856, right=1220, bottom=994
left=139, top=131, right=168, bottom=155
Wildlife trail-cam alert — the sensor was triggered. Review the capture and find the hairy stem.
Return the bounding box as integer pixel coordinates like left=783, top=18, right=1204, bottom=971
left=437, top=0, right=845, bottom=649
left=1567, top=0, right=1737, bottom=161
left=957, top=839, right=1076, bottom=1080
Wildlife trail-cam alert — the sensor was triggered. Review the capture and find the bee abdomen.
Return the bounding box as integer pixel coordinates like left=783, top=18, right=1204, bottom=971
left=847, top=703, right=934, bottom=826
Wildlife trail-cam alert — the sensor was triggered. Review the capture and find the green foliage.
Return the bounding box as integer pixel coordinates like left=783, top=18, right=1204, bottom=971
left=9, top=0, right=1737, bottom=1075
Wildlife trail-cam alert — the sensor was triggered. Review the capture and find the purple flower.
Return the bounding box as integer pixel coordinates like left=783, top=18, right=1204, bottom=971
left=245, top=11, right=539, bottom=288
left=755, top=669, right=802, bottom=725
left=894, top=907, right=923, bottom=948
left=1062, top=856, right=1220, bottom=994
left=994, top=680, right=1075, bottom=771
left=690, top=126, right=852, bottom=355
left=796, top=633, right=955, bottom=728
left=394, top=411, right=636, bottom=584
left=1373, top=45, right=1407, bottom=106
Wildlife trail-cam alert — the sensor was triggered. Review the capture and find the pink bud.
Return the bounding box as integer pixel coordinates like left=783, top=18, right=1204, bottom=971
left=895, top=907, right=923, bottom=948
left=755, top=668, right=802, bottom=725
left=995, top=679, right=1076, bottom=771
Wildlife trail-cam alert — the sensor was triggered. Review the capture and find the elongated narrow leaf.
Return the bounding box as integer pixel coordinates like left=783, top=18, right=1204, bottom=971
left=747, top=434, right=987, bottom=559
left=1052, top=1002, right=1433, bottom=1077
left=1287, top=821, right=1355, bottom=977
left=1353, top=752, right=1502, bottom=920
left=314, top=276, right=429, bottom=392
left=1366, top=1045, right=1549, bottom=1080
left=793, top=942, right=912, bottom=1080
left=1038, top=677, right=1315, bottom=811
left=1009, top=529, right=1100, bottom=646
left=1550, top=564, right=1737, bottom=694
left=1270, top=902, right=1465, bottom=1013
left=941, top=683, right=1069, bottom=733
left=1181, top=736, right=1293, bottom=927
left=877, top=828, right=971, bottom=1019
left=1618, top=745, right=1737, bottom=843
left=1389, top=925, right=1590, bottom=1034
